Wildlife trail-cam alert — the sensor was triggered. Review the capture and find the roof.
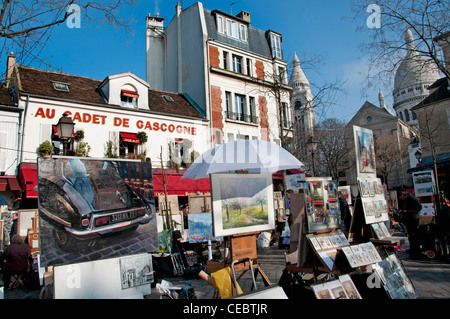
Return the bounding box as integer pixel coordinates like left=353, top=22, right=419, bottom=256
left=412, top=77, right=450, bottom=110
left=15, top=66, right=205, bottom=119
left=0, top=83, right=17, bottom=107
left=203, top=9, right=274, bottom=60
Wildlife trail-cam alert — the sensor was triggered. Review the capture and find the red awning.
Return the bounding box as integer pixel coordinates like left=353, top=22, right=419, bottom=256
left=273, top=169, right=311, bottom=180
left=120, top=132, right=140, bottom=144
left=121, top=90, right=139, bottom=98
left=152, top=168, right=210, bottom=197
left=0, top=176, right=22, bottom=191
left=19, top=162, right=38, bottom=199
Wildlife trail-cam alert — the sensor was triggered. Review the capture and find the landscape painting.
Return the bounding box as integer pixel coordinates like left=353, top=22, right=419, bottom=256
left=188, top=213, right=222, bottom=243
left=211, top=173, right=275, bottom=237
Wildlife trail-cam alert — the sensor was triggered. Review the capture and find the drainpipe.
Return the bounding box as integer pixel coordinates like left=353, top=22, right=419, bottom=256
left=18, top=94, right=29, bottom=165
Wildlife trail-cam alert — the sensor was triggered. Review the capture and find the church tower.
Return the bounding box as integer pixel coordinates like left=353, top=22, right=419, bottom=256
left=289, top=53, right=316, bottom=159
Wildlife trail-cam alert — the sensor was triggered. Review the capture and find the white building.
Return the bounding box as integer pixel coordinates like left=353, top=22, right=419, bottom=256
left=146, top=2, right=293, bottom=148
left=4, top=54, right=210, bottom=204
left=393, top=29, right=441, bottom=130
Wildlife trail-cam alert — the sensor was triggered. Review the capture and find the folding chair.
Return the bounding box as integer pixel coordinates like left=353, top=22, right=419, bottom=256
left=10, top=273, right=23, bottom=289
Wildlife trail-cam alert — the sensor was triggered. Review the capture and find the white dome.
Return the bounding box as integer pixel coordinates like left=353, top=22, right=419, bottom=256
left=289, top=53, right=310, bottom=87
left=393, top=29, right=441, bottom=109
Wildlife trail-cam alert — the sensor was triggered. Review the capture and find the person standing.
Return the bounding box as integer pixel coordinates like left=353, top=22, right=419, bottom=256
left=398, top=188, right=423, bottom=259
left=338, top=192, right=352, bottom=237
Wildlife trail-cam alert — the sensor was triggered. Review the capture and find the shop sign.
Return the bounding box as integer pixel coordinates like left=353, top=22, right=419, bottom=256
left=33, top=107, right=198, bottom=136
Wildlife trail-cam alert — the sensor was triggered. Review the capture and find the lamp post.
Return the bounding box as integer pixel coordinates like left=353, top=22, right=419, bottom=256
left=306, top=136, right=317, bottom=177
left=56, top=113, right=75, bottom=155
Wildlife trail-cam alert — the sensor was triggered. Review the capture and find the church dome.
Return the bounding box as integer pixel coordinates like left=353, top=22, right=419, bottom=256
left=289, top=53, right=310, bottom=88
left=393, top=29, right=441, bottom=109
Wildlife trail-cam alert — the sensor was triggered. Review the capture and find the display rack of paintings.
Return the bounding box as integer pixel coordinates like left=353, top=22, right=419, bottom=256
left=311, top=274, right=362, bottom=299
left=273, top=191, right=285, bottom=223
left=358, top=178, right=389, bottom=225
left=304, top=177, right=341, bottom=233
left=370, top=222, right=391, bottom=240
left=306, top=230, right=349, bottom=271
left=371, top=253, right=418, bottom=299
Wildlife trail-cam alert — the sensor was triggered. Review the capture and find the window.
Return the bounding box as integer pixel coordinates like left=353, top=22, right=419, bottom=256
left=52, top=81, right=70, bottom=92
left=223, top=51, right=229, bottom=70
left=121, top=89, right=139, bottom=108
left=225, top=91, right=232, bottom=113
left=278, top=67, right=285, bottom=84
left=217, top=15, right=224, bottom=33
left=240, top=24, right=247, bottom=41
left=226, top=19, right=238, bottom=38
left=162, top=95, right=174, bottom=102
left=232, top=55, right=242, bottom=73
left=270, top=33, right=282, bottom=59
left=249, top=96, right=256, bottom=124
left=235, top=94, right=246, bottom=120
left=398, top=111, right=404, bottom=121
left=404, top=109, right=410, bottom=122
left=246, top=58, right=252, bottom=76
left=282, top=102, right=289, bottom=128
left=412, top=111, right=417, bottom=120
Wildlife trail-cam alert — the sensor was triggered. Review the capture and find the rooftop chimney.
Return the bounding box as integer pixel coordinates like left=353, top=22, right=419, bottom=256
left=6, top=52, right=16, bottom=88
left=237, top=11, right=251, bottom=23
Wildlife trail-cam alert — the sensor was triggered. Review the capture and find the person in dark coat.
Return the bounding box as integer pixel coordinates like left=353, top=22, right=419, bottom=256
left=0, top=234, right=32, bottom=289
left=338, top=192, right=352, bottom=237
left=398, top=188, right=423, bottom=259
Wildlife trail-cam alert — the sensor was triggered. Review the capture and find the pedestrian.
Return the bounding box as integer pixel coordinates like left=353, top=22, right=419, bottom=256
left=338, top=191, right=352, bottom=237
left=398, top=188, right=422, bottom=259
left=0, top=234, right=32, bottom=289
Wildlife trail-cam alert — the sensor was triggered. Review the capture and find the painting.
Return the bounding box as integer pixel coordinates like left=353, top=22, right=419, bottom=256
left=412, top=170, right=435, bottom=197
left=353, top=125, right=376, bottom=178
left=304, top=178, right=341, bottom=233
left=188, top=213, right=222, bottom=243
left=38, top=157, right=158, bottom=267
left=211, top=173, right=275, bottom=237
left=119, top=254, right=154, bottom=290
left=338, top=186, right=351, bottom=205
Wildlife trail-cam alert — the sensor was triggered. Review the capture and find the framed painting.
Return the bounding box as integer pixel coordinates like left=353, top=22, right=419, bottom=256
left=210, top=173, right=275, bottom=237
left=38, top=157, right=158, bottom=267
left=188, top=213, right=222, bottom=243
left=412, top=170, right=435, bottom=197
left=353, top=125, right=376, bottom=178
left=304, top=177, right=341, bottom=233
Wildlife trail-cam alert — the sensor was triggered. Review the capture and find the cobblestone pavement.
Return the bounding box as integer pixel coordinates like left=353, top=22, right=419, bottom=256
left=2, top=233, right=450, bottom=300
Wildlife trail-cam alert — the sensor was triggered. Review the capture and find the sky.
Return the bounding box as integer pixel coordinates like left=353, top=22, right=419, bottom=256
left=23, top=0, right=397, bottom=124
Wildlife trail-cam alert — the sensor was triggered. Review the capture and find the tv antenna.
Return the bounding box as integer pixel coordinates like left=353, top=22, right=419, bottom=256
left=230, top=1, right=240, bottom=15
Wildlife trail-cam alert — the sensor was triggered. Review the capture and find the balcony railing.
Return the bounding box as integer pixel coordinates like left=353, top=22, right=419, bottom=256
left=225, top=111, right=259, bottom=125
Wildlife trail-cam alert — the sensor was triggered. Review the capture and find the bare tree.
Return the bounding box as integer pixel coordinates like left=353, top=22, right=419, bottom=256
left=349, top=0, right=450, bottom=91
left=313, top=118, right=355, bottom=183
left=374, top=131, right=410, bottom=187
left=0, top=0, right=136, bottom=78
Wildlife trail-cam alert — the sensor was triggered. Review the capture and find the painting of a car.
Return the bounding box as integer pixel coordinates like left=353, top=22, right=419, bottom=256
left=38, top=157, right=154, bottom=244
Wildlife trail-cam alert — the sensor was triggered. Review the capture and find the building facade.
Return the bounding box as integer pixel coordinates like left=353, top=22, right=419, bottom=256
left=4, top=54, right=210, bottom=207
left=146, top=2, right=293, bottom=148
left=392, top=29, right=441, bottom=130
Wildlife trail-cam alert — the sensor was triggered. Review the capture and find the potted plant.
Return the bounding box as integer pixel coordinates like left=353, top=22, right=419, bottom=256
left=38, top=140, right=54, bottom=157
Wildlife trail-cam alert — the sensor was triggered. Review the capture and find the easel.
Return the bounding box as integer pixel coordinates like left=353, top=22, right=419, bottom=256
left=206, top=232, right=272, bottom=298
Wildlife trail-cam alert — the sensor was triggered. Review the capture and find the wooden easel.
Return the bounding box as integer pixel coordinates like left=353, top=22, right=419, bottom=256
left=207, top=232, right=272, bottom=298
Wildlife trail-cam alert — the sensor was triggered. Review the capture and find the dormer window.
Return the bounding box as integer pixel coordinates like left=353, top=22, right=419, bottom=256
left=121, top=89, right=139, bottom=108
left=52, top=81, right=70, bottom=92
left=269, top=32, right=282, bottom=59
left=226, top=19, right=238, bottom=39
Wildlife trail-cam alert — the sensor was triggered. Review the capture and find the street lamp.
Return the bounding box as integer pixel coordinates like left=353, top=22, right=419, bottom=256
left=56, top=113, right=75, bottom=155
left=306, top=136, right=317, bottom=177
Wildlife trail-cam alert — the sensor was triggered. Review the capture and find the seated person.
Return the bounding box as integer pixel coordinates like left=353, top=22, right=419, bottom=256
left=0, top=234, right=32, bottom=289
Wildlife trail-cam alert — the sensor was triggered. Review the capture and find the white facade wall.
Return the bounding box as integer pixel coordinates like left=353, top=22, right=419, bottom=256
left=0, top=109, right=20, bottom=175
left=18, top=96, right=209, bottom=168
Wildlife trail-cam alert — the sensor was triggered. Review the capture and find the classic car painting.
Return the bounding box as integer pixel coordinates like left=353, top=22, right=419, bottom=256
left=38, top=157, right=158, bottom=267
